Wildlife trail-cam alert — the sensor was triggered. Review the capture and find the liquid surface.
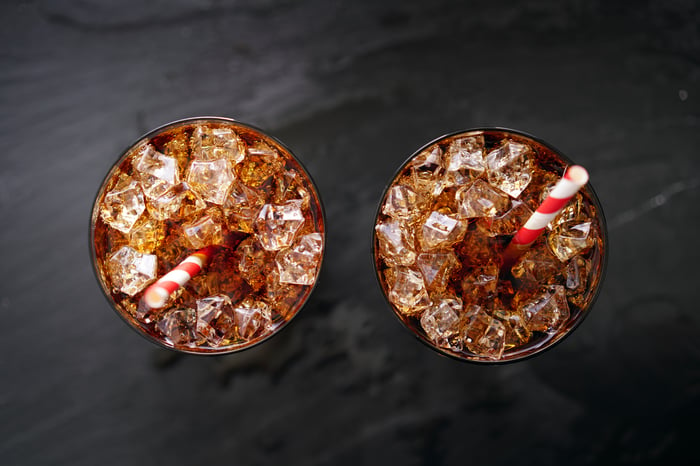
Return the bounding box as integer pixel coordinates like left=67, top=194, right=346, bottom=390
left=374, top=130, right=605, bottom=362
left=92, top=119, right=325, bottom=353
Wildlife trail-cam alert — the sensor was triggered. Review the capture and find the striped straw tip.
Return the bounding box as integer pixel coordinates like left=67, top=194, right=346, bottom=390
left=565, top=165, right=589, bottom=186
left=144, top=286, right=169, bottom=309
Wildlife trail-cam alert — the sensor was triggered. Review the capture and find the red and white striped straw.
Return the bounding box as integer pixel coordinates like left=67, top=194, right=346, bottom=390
left=503, top=165, right=589, bottom=262
left=143, top=246, right=217, bottom=309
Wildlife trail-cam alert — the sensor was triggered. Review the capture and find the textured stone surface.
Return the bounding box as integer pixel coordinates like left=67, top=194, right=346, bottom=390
left=2, top=0, right=699, bottom=464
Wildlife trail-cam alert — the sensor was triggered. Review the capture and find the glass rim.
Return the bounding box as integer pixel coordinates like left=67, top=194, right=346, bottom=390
left=371, top=126, right=608, bottom=365
left=89, top=116, right=327, bottom=355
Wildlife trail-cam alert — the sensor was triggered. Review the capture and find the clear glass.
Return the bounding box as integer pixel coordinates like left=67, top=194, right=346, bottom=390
left=90, top=117, right=325, bottom=354
left=372, top=128, right=607, bottom=363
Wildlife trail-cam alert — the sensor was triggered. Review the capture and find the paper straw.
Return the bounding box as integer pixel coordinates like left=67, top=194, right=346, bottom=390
left=503, top=165, right=589, bottom=263
left=143, top=245, right=217, bottom=309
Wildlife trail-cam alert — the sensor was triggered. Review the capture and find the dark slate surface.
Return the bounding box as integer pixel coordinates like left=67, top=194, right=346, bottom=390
left=1, top=1, right=699, bottom=464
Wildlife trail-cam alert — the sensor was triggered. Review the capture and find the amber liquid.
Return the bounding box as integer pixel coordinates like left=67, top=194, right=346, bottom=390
left=91, top=119, right=325, bottom=353
left=374, top=129, right=606, bottom=362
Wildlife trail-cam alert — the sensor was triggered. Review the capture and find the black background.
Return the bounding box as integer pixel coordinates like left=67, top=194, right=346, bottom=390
left=2, top=1, right=699, bottom=464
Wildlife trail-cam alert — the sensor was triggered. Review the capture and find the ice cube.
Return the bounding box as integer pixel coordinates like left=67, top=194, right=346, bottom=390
left=106, top=246, right=157, bottom=296
left=232, top=298, right=273, bottom=340
left=446, top=135, right=486, bottom=173
left=420, top=211, right=467, bottom=250
left=195, top=294, right=235, bottom=346
left=420, top=297, right=463, bottom=347
left=476, top=199, right=533, bottom=237
left=547, top=220, right=595, bottom=261
left=416, top=250, right=459, bottom=292
left=271, top=169, right=311, bottom=208
left=409, top=145, right=445, bottom=198
left=182, top=212, right=225, bottom=249
left=384, top=267, right=431, bottom=315
left=236, top=141, right=284, bottom=187
left=178, top=186, right=208, bottom=219
left=254, top=201, right=306, bottom=251
left=486, top=140, right=529, bottom=170
left=493, top=308, right=532, bottom=349
left=486, top=139, right=533, bottom=197
left=147, top=183, right=208, bottom=222
left=191, top=125, right=245, bottom=163
left=146, top=183, right=188, bottom=221
left=515, top=285, right=570, bottom=333
left=100, top=176, right=146, bottom=234
left=275, top=233, right=323, bottom=285
left=186, top=158, right=235, bottom=205
left=157, top=308, right=197, bottom=346
left=510, top=244, right=562, bottom=287
left=461, top=304, right=505, bottom=360
left=456, top=179, right=510, bottom=218
left=160, top=129, right=190, bottom=173
left=129, top=214, right=165, bottom=253
left=223, top=180, right=265, bottom=233
left=134, top=144, right=181, bottom=200
left=382, top=184, right=420, bottom=220
left=375, top=219, right=417, bottom=267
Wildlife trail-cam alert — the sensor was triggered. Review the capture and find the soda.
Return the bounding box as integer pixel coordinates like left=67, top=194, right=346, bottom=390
left=373, top=129, right=606, bottom=362
left=90, top=118, right=324, bottom=354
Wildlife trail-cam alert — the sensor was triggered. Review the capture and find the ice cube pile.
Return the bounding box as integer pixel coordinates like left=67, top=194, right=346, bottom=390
left=92, top=120, right=324, bottom=353
left=374, top=131, right=604, bottom=361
